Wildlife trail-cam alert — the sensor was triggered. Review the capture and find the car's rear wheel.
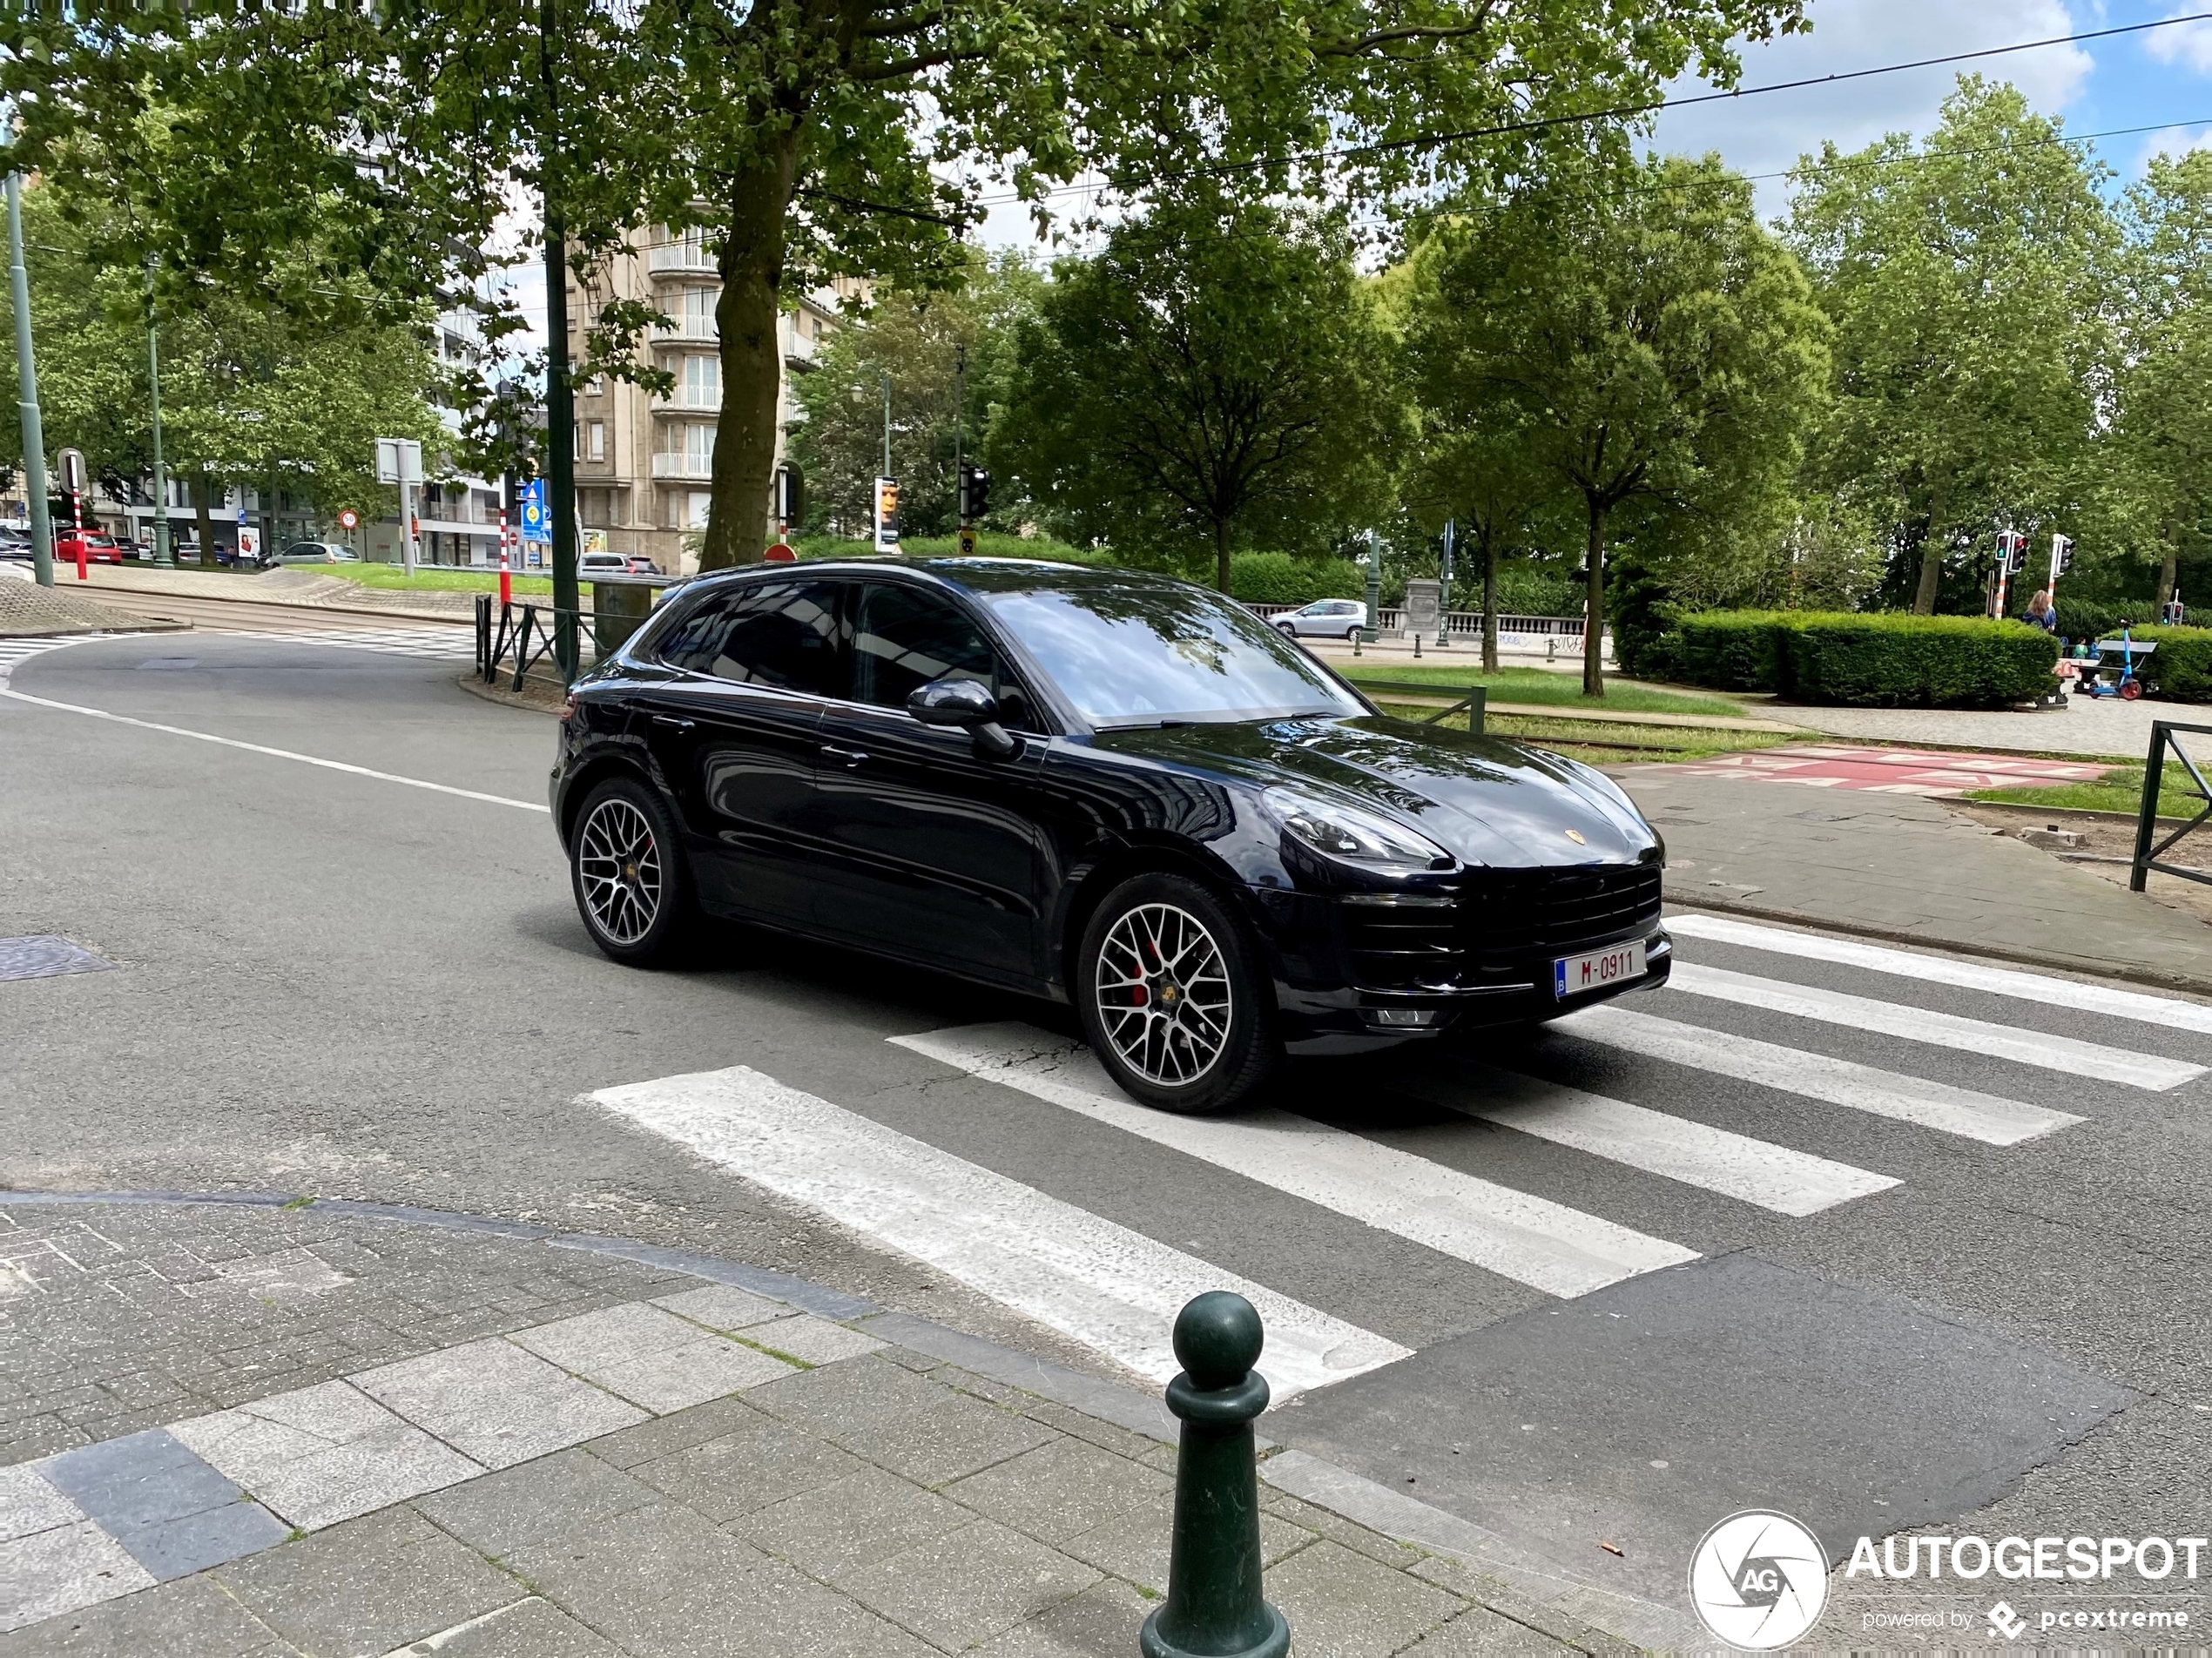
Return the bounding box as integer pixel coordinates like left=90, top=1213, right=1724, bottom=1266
left=1077, top=873, right=1277, bottom=1114
left=570, top=775, right=695, bottom=966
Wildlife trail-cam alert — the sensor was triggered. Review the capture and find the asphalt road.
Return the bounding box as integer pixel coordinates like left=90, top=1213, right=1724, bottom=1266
left=4, top=629, right=2209, bottom=1642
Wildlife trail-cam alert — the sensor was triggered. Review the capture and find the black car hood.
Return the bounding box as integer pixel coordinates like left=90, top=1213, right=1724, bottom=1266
left=1089, top=716, right=1657, bottom=868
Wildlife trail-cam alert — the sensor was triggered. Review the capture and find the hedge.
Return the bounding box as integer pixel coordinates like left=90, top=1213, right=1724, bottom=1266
left=1668, top=611, right=2060, bottom=707
left=1225, top=551, right=1366, bottom=606
left=2134, top=625, right=2212, bottom=702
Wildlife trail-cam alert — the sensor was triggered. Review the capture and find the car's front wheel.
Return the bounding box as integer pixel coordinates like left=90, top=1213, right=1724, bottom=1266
left=1275, top=620, right=1298, bottom=636
left=570, top=775, right=695, bottom=966
left=1077, top=873, right=1277, bottom=1114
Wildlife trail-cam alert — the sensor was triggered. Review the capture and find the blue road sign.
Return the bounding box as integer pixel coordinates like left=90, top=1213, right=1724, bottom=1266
left=520, top=479, right=551, bottom=544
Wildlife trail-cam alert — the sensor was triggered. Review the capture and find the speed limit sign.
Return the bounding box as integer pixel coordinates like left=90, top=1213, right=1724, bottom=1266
left=339, top=509, right=360, bottom=530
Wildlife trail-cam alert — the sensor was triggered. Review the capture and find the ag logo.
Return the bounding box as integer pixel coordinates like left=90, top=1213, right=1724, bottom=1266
left=1688, top=1510, right=1828, bottom=1650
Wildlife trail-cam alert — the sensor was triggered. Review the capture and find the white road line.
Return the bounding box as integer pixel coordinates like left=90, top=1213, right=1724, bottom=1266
left=1668, top=962, right=2204, bottom=1091
left=0, top=686, right=548, bottom=812
left=1402, top=1065, right=1899, bottom=1216
left=1668, top=913, right=2212, bottom=1038
left=891, top=1024, right=1697, bottom=1299
left=1554, top=1004, right=2083, bottom=1146
left=587, top=1063, right=1412, bottom=1396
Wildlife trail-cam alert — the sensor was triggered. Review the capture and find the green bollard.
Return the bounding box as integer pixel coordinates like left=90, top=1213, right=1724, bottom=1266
left=1140, top=1292, right=1291, bottom=1658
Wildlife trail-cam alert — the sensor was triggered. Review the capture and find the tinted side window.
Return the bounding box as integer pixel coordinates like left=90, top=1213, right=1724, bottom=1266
left=851, top=583, right=1035, bottom=729
left=657, top=581, right=842, bottom=695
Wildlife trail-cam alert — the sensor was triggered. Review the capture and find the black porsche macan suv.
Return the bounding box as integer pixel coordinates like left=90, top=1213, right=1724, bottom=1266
left=551, top=557, right=1670, bottom=1113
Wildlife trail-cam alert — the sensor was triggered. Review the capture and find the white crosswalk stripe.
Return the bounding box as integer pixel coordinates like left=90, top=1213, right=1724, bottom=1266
left=1554, top=1004, right=2084, bottom=1146
left=1402, top=1063, right=1900, bottom=1217
left=889, top=1024, right=1698, bottom=1298
left=1668, top=913, right=2212, bottom=1038
left=1668, top=962, right=2206, bottom=1091
left=218, top=626, right=475, bottom=659
left=0, top=637, right=91, bottom=687
left=581, top=923, right=2209, bottom=1398
left=586, top=1063, right=1412, bottom=1397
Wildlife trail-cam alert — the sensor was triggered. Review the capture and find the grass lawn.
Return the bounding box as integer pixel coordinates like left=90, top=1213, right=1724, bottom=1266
left=315, top=564, right=557, bottom=596
left=1364, top=698, right=1791, bottom=764
left=1966, top=767, right=2209, bottom=820
left=1339, top=663, right=1744, bottom=718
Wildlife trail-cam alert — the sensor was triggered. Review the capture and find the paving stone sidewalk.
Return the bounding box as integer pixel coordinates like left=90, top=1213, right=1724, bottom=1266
left=1, top=1199, right=1658, bottom=1657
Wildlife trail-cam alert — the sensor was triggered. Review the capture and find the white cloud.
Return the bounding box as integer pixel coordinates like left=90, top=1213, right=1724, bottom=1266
left=1649, top=0, right=2094, bottom=215
left=2134, top=121, right=2212, bottom=172
left=2147, top=2, right=2212, bottom=74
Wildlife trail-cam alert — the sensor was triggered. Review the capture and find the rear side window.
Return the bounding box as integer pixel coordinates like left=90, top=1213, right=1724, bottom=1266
left=656, top=580, right=842, bottom=696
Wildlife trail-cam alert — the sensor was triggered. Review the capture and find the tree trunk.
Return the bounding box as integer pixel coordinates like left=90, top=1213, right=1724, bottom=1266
left=2158, top=516, right=2180, bottom=611
left=1213, top=520, right=1231, bottom=595
left=1913, top=493, right=1946, bottom=615
left=1582, top=496, right=1606, bottom=698
left=193, top=468, right=214, bottom=567
left=1480, top=530, right=1499, bottom=673
left=701, top=135, right=802, bottom=571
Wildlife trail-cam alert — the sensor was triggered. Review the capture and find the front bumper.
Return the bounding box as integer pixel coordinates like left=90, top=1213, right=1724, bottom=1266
left=1249, top=875, right=1671, bottom=1054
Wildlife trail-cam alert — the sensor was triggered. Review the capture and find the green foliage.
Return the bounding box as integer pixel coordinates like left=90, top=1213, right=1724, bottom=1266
left=1669, top=610, right=2060, bottom=706
left=1786, top=81, right=2117, bottom=613
left=1225, top=553, right=1366, bottom=605
left=992, top=192, right=1405, bottom=592
left=2113, top=153, right=2212, bottom=604
left=2133, top=626, right=2212, bottom=702
left=1400, top=154, right=1831, bottom=692
left=791, top=253, right=1044, bottom=540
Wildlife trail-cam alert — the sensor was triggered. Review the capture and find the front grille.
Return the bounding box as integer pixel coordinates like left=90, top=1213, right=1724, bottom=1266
left=1466, top=866, right=1662, bottom=971
left=1335, top=866, right=1661, bottom=993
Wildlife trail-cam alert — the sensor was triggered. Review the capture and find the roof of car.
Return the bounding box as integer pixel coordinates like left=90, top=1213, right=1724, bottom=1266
left=691, top=555, right=1185, bottom=598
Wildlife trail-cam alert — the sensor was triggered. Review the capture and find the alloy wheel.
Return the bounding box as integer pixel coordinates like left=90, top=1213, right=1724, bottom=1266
left=577, top=796, right=663, bottom=945
left=1094, top=901, right=1233, bottom=1086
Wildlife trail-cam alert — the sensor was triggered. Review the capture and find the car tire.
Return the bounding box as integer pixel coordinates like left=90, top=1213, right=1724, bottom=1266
left=1276, top=621, right=1298, bottom=636
left=569, top=774, right=697, bottom=967
left=1076, top=872, right=1278, bottom=1115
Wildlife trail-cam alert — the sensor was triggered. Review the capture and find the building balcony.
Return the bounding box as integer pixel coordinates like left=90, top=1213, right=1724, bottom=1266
left=783, top=332, right=818, bottom=373
left=651, top=390, right=723, bottom=414
left=647, top=241, right=717, bottom=277
left=651, top=318, right=718, bottom=345
left=652, top=453, right=715, bottom=481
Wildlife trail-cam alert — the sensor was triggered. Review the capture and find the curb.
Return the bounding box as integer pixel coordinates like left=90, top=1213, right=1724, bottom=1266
left=1664, top=895, right=2212, bottom=1001
left=0, top=1187, right=1694, bottom=1653
left=453, top=672, right=566, bottom=716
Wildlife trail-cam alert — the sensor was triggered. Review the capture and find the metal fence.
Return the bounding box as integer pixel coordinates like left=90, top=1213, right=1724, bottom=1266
left=1244, top=604, right=1594, bottom=644
left=2131, top=721, right=2212, bottom=893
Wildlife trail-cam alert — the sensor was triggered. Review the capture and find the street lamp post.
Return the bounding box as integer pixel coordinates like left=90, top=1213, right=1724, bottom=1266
left=7, top=172, right=54, bottom=587
left=880, top=368, right=891, bottom=479
left=145, top=258, right=172, bottom=568
left=1361, top=529, right=1381, bottom=644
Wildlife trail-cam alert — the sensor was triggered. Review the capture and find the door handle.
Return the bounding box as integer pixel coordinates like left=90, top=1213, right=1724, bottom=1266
left=820, top=745, right=869, bottom=767
left=651, top=714, right=696, bottom=732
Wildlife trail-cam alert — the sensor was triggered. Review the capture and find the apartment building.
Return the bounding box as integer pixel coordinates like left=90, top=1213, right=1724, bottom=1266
left=568, top=226, right=855, bottom=573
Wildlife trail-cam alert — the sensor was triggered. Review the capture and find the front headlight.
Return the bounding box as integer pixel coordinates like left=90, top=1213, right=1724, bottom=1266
left=1262, top=786, right=1455, bottom=873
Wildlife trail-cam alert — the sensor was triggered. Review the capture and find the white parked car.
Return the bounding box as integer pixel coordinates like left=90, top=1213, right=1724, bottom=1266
left=1272, top=597, right=1367, bottom=640
left=273, top=541, right=360, bottom=565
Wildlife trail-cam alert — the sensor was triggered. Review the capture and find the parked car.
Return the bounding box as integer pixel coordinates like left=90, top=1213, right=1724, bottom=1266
left=273, top=540, right=360, bottom=565
left=1272, top=597, right=1368, bottom=640
left=550, top=559, right=1668, bottom=1114
left=578, top=551, right=631, bottom=577
left=55, top=531, right=125, bottom=565
left=0, top=524, right=31, bottom=559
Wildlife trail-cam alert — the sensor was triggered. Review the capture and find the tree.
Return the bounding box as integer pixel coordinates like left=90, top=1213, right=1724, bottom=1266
left=2113, top=150, right=2212, bottom=610
left=3, top=0, right=1812, bottom=573
left=0, top=181, right=444, bottom=557
left=792, top=253, right=1042, bottom=539
left=993, top=194, right=1405, bottom=591
left=1785, top=79, right=2117, bottom=614
left=1406, top=154, right=1831, bottom=693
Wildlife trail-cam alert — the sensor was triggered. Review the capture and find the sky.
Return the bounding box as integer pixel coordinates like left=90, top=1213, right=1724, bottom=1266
left=1648, top=0, right=2212, bottom=217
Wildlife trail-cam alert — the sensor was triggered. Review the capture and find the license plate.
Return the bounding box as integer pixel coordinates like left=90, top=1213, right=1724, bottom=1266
left=1554, top=939, right=1647, bottom=1000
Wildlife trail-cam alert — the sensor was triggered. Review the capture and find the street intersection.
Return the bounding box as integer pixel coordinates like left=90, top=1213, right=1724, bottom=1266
left=4, top=630, right=2209, bottom=1648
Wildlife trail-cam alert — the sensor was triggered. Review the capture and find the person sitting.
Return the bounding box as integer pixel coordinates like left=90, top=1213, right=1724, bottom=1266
left=2022, top=590, right=2058, bottom=632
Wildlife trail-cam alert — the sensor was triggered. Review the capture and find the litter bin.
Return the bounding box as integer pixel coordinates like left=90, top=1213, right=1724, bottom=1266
left=590, top=578, right=656, bottom=657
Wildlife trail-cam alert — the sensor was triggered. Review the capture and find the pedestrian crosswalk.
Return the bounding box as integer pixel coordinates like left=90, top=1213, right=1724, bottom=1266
left=212, top=625, right=475, bottom=660
left=586, top=922, right=2212, bottom=1396
left=0, top=637, right=80, bottom=688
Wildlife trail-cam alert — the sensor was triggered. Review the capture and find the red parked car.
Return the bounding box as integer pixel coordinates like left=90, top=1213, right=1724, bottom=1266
left=56, top=531, right=125, bottom=565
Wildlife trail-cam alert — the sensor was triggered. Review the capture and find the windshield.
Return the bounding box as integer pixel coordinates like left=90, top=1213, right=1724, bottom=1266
left=981, top=577, right=1366, bottom=726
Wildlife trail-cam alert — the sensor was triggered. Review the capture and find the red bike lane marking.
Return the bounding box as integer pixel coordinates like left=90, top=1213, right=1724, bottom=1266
left=1658, top=745, right=2107, bottom=797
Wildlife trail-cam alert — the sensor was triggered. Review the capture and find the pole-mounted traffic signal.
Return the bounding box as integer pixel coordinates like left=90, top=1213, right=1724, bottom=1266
left=959, top=463, right=991, bottom=525
left=2050, top=534, right=2074, bottom=582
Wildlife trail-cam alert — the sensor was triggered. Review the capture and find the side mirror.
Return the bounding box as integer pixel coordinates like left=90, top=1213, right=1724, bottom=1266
left=907, top=677, right=1020, bottom=759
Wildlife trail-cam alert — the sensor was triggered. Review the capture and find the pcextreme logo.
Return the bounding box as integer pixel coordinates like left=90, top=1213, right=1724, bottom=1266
left=1688, top=1510, right=1830, bottom=1650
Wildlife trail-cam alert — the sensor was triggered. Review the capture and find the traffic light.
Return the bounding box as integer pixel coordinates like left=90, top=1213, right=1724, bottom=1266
left=2050, top=534, right=2074, bottom=581
left=959, top=463, right=991, bottom=524
left=1999, top=531, right=2028, bottom=576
